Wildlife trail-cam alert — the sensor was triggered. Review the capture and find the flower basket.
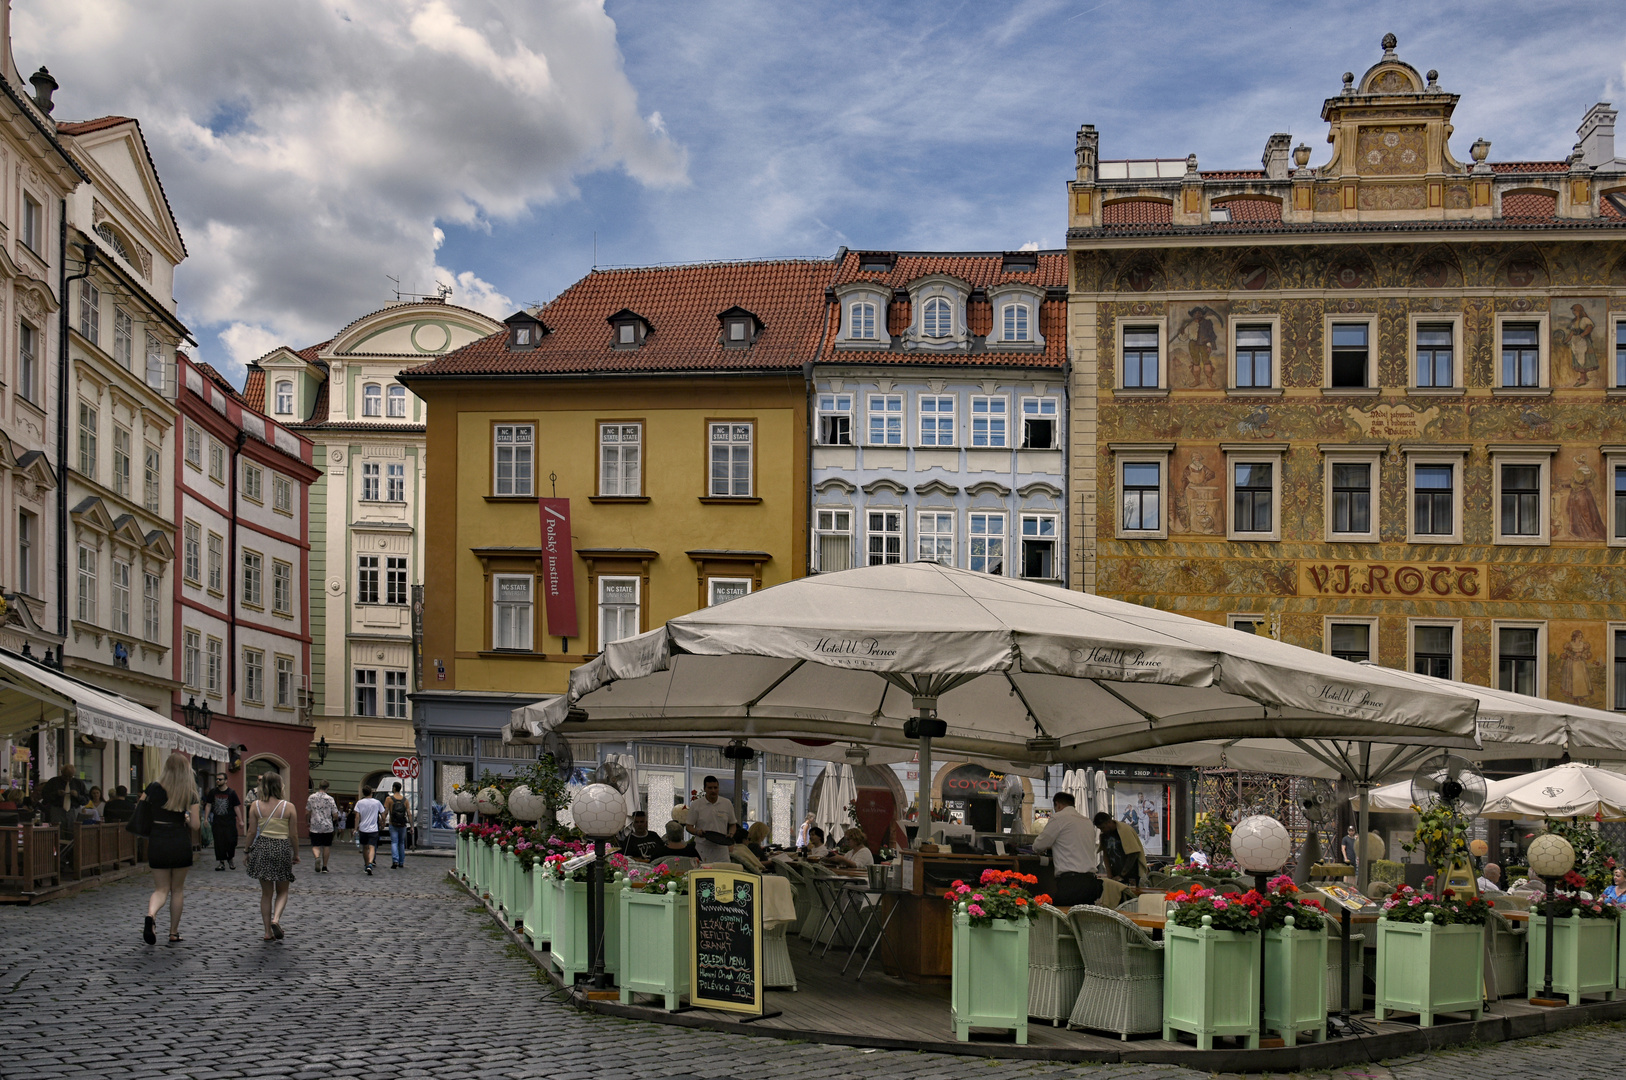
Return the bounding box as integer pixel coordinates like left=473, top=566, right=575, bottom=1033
left=950, top=905, right=1030, bottom=1044
left=619, top=880, right=691, bottom=1009
left=1263, top=917, right=1326, bottom=1044
left=1162, top=915, right=1259, bottom=1049
left=1374, top=914, right=1484, bottom=1025
left=551, top=874, right=624, bottom=985
left=1528, top=913, right=1618, bottom=1004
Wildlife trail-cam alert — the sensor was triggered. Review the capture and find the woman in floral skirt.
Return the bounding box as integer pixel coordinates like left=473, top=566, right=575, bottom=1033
left=245, top=771, right=299, bottom=940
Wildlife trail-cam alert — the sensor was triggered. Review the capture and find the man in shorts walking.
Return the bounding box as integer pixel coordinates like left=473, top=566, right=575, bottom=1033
left=306, top=780, right=339, bottom=874
left=354, top=786, right=385, bottom=875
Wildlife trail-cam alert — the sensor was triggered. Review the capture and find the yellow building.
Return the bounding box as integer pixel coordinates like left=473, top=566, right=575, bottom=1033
left=402, top=259, right=828, bottom=844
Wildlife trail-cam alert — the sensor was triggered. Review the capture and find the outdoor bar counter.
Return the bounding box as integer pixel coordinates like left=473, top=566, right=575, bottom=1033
left=881, top=849, right=1054, bottom=981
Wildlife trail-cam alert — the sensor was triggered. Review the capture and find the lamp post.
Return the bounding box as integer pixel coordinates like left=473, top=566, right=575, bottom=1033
left=1232, top=814, right=1293, bottom=1045
left=181, top=696, right=211, bottom=736
left=308, top=736, right=328, bottom=772
left=1527, top=832, right=1576, bottom=1006
left=571, top=782, right=628, bottom=991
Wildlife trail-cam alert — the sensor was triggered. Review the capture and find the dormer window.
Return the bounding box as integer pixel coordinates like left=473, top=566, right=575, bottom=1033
left=618, top=324, right=636, bottom=344
left=1000, top=251, right=1038, bottom=273
left=1002, top=303, right=1031, bottom=342
left=717, top=306, right=762, bottom=350
left=504, top=309, right=548, bottom=352
left=986, top=282, right=1046, bottom=350
left=849, top=302, right=876, bottom=339
left=607, top=309, right=651, bottom=350
left=274, top=380, right=293, bottom=415
left=923, top=297, right=952, bottom=338
left=857, top=252, right=896, bottom=273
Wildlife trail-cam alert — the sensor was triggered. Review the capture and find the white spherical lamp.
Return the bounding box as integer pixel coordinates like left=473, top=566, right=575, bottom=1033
left=1363, top=832, right=1385, bottom=862
left=571, top=782, right=628, bottom=840
left=1231, top=814, right=1293, bottom=875
left=507, top=784, right=544, bottom=822
left=450, top=789, right=476, bottom=814
left=1527, top=833, right=1576, bottom=880
left=474, top=786, right=505, bottom=816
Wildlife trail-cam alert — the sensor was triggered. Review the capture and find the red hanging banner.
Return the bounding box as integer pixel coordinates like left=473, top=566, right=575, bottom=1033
left=538, top=498, right=579, bottom=639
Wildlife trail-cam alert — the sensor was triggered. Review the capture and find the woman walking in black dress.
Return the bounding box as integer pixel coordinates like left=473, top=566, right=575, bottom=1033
left=141, top=751, right=200, bottom=944
left=245, top=772, right=299, bottom=940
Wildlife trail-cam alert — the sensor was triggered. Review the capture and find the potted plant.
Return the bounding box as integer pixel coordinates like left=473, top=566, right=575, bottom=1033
left=1373, top=886, right=1490, bottom=1026
left=619, top=863, right=691, bottom=1009
left=945, top=869, right=1049, bottom=1044
left=1529, top=874, right=1619, bottom=1004
left=1259, top=876, right=1328, bottom=1044
left=552, top=853, right=629, bottom=985
left=1161, top=884, right=1263, bottom=1049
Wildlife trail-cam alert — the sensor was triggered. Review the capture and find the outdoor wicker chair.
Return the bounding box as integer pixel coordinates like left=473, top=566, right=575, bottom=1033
left=1028, top=904, right=1087, bottom=1026
left=1484, top=908, right=1527, bottom=998
left=1322, top=918, right=1364, bottom=1010
left=1064, top=905, right=1165, bottom=1039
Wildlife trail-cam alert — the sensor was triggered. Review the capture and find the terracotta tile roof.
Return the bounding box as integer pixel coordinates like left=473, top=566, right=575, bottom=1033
left=56, top=115, right=135, bottom=136
left=301, top=381, right=330, bottom=426
left=1491, top=161, right=1569, bottom=173
left=189, top=358, right=248, bottom=406
left=242, top=367, right=265, bottom=411
left=1213, top=196, right=1283, bottom=222
left=402, top=259, right=837, bottom=379
left=1501, top=189, right=1560, bottom=218
left=831, top=250, right=1067, bottom=291
left=1102, top=198, right=1174, bottom=225
left=56, top=115, right=186, bottom=257
left=1602, top=192, right=1626, bottom=219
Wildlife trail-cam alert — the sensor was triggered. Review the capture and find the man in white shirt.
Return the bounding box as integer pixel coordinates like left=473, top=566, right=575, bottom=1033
left=685, top=776, right=738, bottom=864
left=353, top=786, right=385, bottom=876
left=1476, top=862, right=1502, bottom=893
left=1033, top=793, right=1101, bottom=907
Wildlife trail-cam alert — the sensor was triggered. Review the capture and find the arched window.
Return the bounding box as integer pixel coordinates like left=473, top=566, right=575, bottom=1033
left=274, top=380, right=293, bottom=415
left=849, top=302, right=876, bottom=340
left=923, top=297, right=952, bottom=338
left=386, top=385, right=407, bottom=418
left=95, top=223, right=131, bottom=262
left=362, top=384, right=382, bottom=417
left=1002, top=303, right=1030, bottom=342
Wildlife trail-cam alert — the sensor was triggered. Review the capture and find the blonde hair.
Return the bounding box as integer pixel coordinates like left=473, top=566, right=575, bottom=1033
left=158, top=752, right=197, bottom=813
left=746, top=821, right=772, bottom=845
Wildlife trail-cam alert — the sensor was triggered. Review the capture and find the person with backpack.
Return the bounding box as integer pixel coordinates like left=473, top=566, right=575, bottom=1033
left=353, top=787, right=384, bottom=875
left=381, top=782, right=412, bottom=869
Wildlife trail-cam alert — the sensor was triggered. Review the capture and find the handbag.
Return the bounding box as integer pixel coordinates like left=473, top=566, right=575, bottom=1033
left=126, top=797, right=154, bottom=838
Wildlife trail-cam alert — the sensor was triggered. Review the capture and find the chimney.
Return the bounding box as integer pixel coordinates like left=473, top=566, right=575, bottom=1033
left=28, top=66, right=56, bottom=115
left=1262, top=133, right=1291, bottom=180
left=1075, top=124, right=1099, bottom=182
left=1577, top=103, right=1617, bottom=168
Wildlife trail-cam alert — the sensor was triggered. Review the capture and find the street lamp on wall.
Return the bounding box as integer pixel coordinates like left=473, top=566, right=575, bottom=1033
left=308, top=736, right=329, bottom=771
left=181, top=696, right=212, bottom=736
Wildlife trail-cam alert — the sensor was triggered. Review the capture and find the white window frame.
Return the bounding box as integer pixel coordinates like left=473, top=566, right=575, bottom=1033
left=242, top=549, right=263, bottom=608
left=16, top=511, right=33, bottom=596
left=1492, top=620, right=1546, bottom=697
left=208, top=440, right=224, bottom=484
left=1114, top=448, right=1169, bottom=540
left=707, top=578, right=752, bottom=606
left=866, top=394, right=903, bottom=446
left=1491, top=450, right=1552, bottom=546
left=144, top=333, right=165, bottom=393
left=143, top=572, right=161, bottom=642
left=816, top=393, right=853, bottom=446
left=597, top=422, right=641, bottom=496
left=112, top=426, right=131, bottom=497
left=242, top=461, right=263, bottom=504
left=357, top=555, right=380, bottom=605
left=967, top=512, right=1006, bottom=574
left=848, top=301, right=877, bottom=340
left=1612, top=316, right=1626, bottom=391
left=492, top=423, right=535, bottom=497
left=113, top=308, right=133, bottom=370
left=206, top=532, right=223, bottom=594
left=1115, top=316, right=1167, bottom=390
left=385, top=556, right=408, bottom=605
left=184, top=424, right=202, bottom=469
left=1607, top=449, right=1626, bottom=548
left=1019, top=397, right=1059, bottom=450
left=110, top=559, right=131, bottom=634
left=183, top=629, right=200, bottom=689
left=354, top=668, right=378, bottom=716
left=1229, top=315, right=1282, bottom=391
left=1610, top=622, right=1626, bottom=713
left=21, top=193, right=40, bottom=253
left=1408, top=313, right=1464, bottom=390
left=272, top=474, right=293, bottom=515
left=916, top=511, right=955, bottom=565
left=182, top=521, right=201, bottom=585
left=598, top=575, right=641, bottom=648
left=274, top=380, right=294, bottom=415
left=708, top=421, right=754, bottom=497
left=205, top=637, right=223, bottom=697
left=77, top=402, right=97, bottom=479
left=243, top=648, right=265, bottom=704
left=387, top=384, right=407, bottom=418
left=1019, top=513, right=1059, bottom=580
left=918, top=395, right=956, bottom=447
left=78, top=280, right=101, bottom=346
left=386, top=462, right=405, bottom=502
left=814, top=508, right=853, bottom=572
left=272, top=559, right=293, bottom=616
left=360, top=462, right=380, bottom=502
left=922, top=296, right=953, bottom=338
left=362, top=383, right=382, bottom=417
left=1322, top=615, right=1378, bottom=664
left=1322, top=449, right=1381, bottom=543
left=1000, top=301, right=1032, bottom=343
left=275, top=656, right=294, bottom=709
left=866, top=509, right=903, bottom=566
left=18, top=321, right=37, bottom=404
left=1323, top=314, right=1378, bottom=391
left=143, top=444, right=161, bottom=513
left=1223, top=447, right=1284, bottom=542
left=76, top=545, right=96, bottom=623
left=492, top=573, right=533, bottom=651
left=1407, top=618, right=1461, bottom=681
left=1404, top=450, right=1466, bottom=545
left=384, top=670, right=408, bottom=718
left=1494, top=313, right=1549, bottom=390
left=969, top=396, right=1008, bottom=448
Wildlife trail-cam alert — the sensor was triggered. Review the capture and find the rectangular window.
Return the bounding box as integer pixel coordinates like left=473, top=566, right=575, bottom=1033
left=495, top=423, right=535, bottom=496
left=1329, top=323, right=1369, bottom=388
left=1121, top=461, right=1161, bottom=532
left=1412, top=625, right=1453, bottom=679
left=598, top=423, right=641, bottom=496
left=384, top=670, right=408, bottom=718
left=1328, top=623, right=1371, bottom=663
left=357, top=555, right=379, bottom=604
left=708, top=578, right=751, bottom=605
left=867, top=510, right=902, bottom=565
left=387, top=385, right=407, bottom=418
left=354, top=668, right=378, bottom=716
left=183, top=629, right=200, bottom=689
left=272, top=474, right=292, bottom=514
left=1497, top=626, right=1539, bottom=696
left=919, top=396, right=955, bottom=446
left=1617, top=321, right=1626, bottom=389
left=599, top=576, right=640, bottom=647
left=272, top=560, right=293, bottom=615
left=867, top=394, right=903, bottom=445
left=1617, top=464, right=1626, bottom=543
left=16, top=511, right=33, bottom=596
left=709, top=422, right=753, bottom=497
left=1229, top=615, right=1267, bottom=635
left=1499, top=463, right=1541, bottom=537
left=78, top=280, right=100, bottom=345
left=208, top=441, right=224, bottom=484
left=276, top=656, right=294, bottom=708
left=385, top=463, right=405, bottom=502
left=817, top=394, right=852, bottom=446
left=1416, top=323, right=1454, bottom=387
left=1020, top=515, right=1057, bottom=579
left=386, top=556, right=408, bottom=605
left=182, top=521, right=201, bottom=584
left=917, top=512, right=954, bottom=564
left=493, top=574, right=533, bottom=650
left=205, top=638, right=223, bottom=695
left=185, top=425, right=202, bottom=468
left=144, top=333, right=165, bottom=392
left=19, top=322, right=36, bottom=403
left=1123, top=327, right=1160, bottom=388
left=112, top=427, right=131, bottom=497
left=970, top=397, right=1008, bottom=447
left=206, top=533, right=223, bottom=593
left=244, top=649, right=264, bottom=704
left=143, top=573, right=161, bottom=642
left=1616, top=629, right=1626, bottom=711
left=815, top=509, right=852, bottom=572
left=1002, top=302, right=1031, bottom=342
left=113, top=308, right=133, bottom=370
left=110, top=560, right=130, bottom=634
left=21, top=194, right=40, bottom=252
left=77, top=402, right=97, bottom=479
left=1235, top=324, right=1273, bottom=387
left=275, top=381, right=293, bottom=415
left=1330, top=462, right=1371, bottom=535
left=76, top=545, right=96, bottom=623
left=144, top=445, right=161, bottom=513
left=1232, top=462, right=1274, bottom=534
left=1413, top=464, right=1454, bottom=536
left=848, top=301, right=876, bottom=339
left=243, top=462, right=263, bottom=503
left=360, top=462, right=380, bottom=501
left=1020, top=398, right=1057, bottom=449
left=1501, top=322, right=1541, bottom=387
left=242, top=550, right=262, bottom=607
left=363, top=384, right=381, bottom=417
left=968, top=513, right=1005, bottom=574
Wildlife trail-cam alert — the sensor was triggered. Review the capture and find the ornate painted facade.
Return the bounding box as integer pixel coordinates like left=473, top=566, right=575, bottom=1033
left=1067, top=35, right=1626, bottom=711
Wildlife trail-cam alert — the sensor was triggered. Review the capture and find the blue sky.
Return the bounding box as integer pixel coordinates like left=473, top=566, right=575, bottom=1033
left=17, top=1, right=1626, bottom=381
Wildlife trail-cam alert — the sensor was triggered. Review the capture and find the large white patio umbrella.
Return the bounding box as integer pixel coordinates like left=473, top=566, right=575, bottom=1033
left=1482, top=761, right=1626, bottom=821
left=812, top=763, right=848, bottom=842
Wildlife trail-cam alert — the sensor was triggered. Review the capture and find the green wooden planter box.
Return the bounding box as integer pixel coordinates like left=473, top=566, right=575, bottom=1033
left=504, top=851, right=524, bottom=923
left=1162, top=916, right=1259, bottom=1050
left=473, top=842, right=489, bottom=895
left=455, top=834, right=465, bottom=880
left=950, top=907, right=1030, bottom=1044
left=1528, top=915, right=1618, bottom=1005
left=526, top=871, right=560, bottom=949
left=619, top=882, right=691, bottom=1009
left=1263, top=919, right=1327, bottom=1044
left=508, top=858, right=534, bottom=930
left=1619, top=917, right=1626, bottom=992
left=552, top=874, right=623, bottom=984
left=1374, top=915, right=1484, bottom=1025
left=492, top=848, right=510, bottom=912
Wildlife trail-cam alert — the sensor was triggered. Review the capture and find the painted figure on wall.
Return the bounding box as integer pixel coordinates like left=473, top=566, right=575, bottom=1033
left=1172, top=449, right=1222, bottom=534
left=1558, top=629, right=1595, bottom=703
left=1555, top=302, right=1598, bottom=386
left=1552, top=453, right=1606, bottom=541
left=1169, top=303, right=1227, bottom=390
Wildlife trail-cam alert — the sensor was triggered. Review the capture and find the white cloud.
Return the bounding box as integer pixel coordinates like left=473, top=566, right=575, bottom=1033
left=13, top=0, right=686, bottom=379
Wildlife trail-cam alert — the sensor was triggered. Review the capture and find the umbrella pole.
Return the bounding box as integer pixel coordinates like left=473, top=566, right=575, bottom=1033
left=1356, top=743, right=1372, bottom=896
left=733, top=754, right=746, bottom=825
left=917, top=700, right=934, bottom=842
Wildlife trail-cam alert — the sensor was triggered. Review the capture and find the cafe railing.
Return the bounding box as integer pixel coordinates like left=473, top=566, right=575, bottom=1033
left=1, top=825, right=61, bottom=896
left=67, top=822, right=140, bottom=879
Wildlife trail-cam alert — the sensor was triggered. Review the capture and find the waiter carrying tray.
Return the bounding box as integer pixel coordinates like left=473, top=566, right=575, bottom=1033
left=1032, top=792, right=1102, bottom=906
left=686, top=775, right=739, bottom=864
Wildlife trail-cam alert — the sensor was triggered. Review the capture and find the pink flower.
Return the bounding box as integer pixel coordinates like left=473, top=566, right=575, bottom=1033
left=968, top=904, right=986, bottom=917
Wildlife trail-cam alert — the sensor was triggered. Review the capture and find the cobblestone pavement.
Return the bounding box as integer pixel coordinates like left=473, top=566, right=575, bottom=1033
left=1, top=850, right=1619, bottom=1080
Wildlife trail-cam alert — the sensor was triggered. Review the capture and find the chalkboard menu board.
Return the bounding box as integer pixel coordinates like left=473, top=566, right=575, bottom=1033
left=688, top=868, right=762, bottom=1014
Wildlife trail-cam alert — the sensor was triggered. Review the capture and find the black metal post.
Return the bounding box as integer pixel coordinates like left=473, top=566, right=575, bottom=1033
left=1255, top=871, right=1269, bottom=1042
left=1542, top=875, right=1556, bottom=1000
left=587, top=837, right=608, bottom=987
left=1339, top=905, right=1352, bottom=1024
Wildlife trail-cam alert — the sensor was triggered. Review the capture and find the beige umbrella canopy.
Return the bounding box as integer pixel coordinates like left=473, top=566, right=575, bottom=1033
left=1481, top=762, right=1626, bottom=821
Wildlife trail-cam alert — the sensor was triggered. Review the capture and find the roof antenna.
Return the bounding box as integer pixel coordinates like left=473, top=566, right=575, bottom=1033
left=436, top=281, right=453, bottom=302
left=593, top=232, right=597, bottom=269
left=386, top=274, right=402, bottom=300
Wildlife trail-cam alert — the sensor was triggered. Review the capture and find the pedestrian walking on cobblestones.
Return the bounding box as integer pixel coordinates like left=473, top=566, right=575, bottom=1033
left=206, top=773, right=244, bottom=871
left=140, top=751, right=200, bottom=945
left=306, top=780, right=339, bottom=874
left=245, top=772, right=299, bottom=940
left=382, top=782, right=411, bottom=869
left=353, top=786, right=384, bottom=875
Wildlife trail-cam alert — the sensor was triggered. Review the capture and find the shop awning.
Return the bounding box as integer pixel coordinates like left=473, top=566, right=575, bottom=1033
left=0, top=649, right=227, bottom=761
